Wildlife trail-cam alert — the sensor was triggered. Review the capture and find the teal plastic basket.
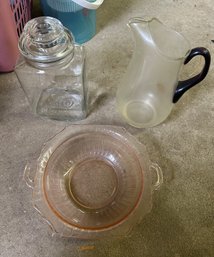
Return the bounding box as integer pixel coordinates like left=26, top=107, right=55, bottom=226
left=40, top=0, right=104, bottom=43
left=46, top=0, right=95, bottom=12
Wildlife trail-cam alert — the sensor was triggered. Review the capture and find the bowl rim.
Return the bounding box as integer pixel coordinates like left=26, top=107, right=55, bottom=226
left=33, top=124, right=152, bottom=234
left=41, top=128, right=145, bottom=232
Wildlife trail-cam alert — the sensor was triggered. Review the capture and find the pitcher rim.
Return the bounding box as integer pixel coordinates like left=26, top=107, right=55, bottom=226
left=128, top=17, right=191, bottom=61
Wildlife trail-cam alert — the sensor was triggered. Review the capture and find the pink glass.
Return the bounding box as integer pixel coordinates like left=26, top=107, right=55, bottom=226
left=24, top=125, right=163, bottom=239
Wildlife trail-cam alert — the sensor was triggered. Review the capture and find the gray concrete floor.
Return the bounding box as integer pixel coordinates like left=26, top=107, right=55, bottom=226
left=0, top=0, right=214, bottom=256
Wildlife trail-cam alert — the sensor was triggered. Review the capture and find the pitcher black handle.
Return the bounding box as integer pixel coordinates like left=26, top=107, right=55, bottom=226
left=173, top=47, right=211, bottom=103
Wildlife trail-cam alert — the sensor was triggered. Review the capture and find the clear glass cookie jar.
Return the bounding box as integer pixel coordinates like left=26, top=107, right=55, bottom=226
left=15, top=17, right=87, bottom=121
left=24, top=125, right=163, bottom=239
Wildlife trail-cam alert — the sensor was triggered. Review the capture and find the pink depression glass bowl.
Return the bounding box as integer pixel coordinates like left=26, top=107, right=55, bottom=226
left=24, top=125, right=163, bottom=239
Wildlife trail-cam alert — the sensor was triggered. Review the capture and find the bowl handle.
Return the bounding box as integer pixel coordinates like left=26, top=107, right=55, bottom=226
left=150, top=163, right=163, bottom=191
left=23, top=160, right=36, bottom=189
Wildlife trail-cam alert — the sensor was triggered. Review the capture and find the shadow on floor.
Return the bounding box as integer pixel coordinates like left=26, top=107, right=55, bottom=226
left=56, top=196, right=201, bottom=257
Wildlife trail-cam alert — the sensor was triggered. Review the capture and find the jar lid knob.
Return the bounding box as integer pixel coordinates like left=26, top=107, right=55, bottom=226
left=18, top=17, right=74, bottom=63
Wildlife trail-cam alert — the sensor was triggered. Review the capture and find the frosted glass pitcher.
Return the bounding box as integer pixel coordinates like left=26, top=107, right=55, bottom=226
left=116, top=17, right=211, bottom=128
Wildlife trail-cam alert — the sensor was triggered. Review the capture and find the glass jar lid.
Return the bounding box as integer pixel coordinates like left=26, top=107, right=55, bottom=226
left=18, top=17, right=74, bottom=63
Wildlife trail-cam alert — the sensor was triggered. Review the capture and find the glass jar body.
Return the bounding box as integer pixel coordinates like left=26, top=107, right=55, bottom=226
left=16, top=45, right=87, bottom=121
